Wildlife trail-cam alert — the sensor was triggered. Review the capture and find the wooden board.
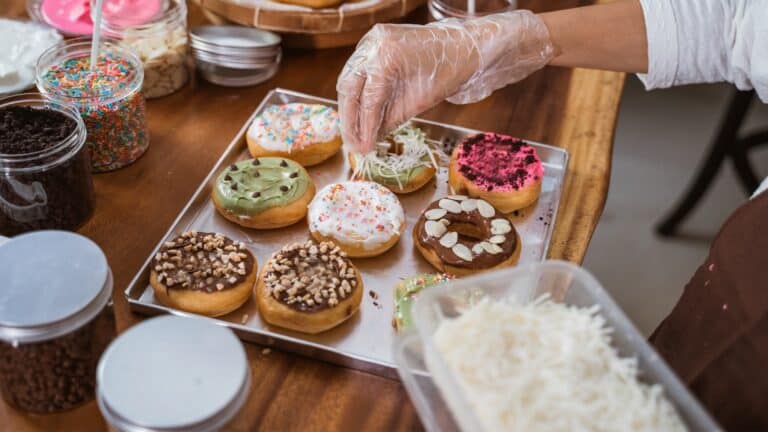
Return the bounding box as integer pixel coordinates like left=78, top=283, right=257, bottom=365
left=193, top=0, right=426, bottom=35
left=0, top=0, right=625, bottom=430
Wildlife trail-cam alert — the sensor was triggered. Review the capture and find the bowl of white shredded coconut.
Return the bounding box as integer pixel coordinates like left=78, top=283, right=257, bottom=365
left=394, top=261, right=721, bottom=432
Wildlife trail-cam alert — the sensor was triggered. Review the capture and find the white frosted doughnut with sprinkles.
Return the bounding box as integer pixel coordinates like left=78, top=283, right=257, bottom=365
left=247, top=103, right=342, bottom=167
left=307, top=181, right=406, bottom=257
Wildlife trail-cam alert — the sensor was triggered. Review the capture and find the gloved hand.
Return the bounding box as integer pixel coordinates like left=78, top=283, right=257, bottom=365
left=337, top=10, right=556, bottom=153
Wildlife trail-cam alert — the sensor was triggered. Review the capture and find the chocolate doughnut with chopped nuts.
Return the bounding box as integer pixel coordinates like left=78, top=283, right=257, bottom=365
left=255, top=240, right=363, bottom=334
left=150, top=231, right=257, bottom=317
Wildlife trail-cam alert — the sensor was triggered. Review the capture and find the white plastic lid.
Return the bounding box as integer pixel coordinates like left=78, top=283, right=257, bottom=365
left=0, top=230, right=111, bottom=343
left=97, top=315, right=250, bottom=432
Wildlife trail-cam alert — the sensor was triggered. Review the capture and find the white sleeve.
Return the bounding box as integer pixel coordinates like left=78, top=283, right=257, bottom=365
left=637, top=0, right=768, bottom=103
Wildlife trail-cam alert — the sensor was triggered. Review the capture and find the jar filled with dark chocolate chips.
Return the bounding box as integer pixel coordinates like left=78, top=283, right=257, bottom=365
left=0, top=231, right=115, bottom=414
left=0, top=93, right=94, bottom=236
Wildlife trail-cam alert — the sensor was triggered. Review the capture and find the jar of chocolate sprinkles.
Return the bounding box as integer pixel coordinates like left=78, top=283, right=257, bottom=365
left=0, top=93, right=94, bottom=236
left=0, top=231, right=115, bottom=414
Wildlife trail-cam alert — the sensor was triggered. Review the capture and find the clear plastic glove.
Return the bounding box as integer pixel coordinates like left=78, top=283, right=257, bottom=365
left=337, top=10, right=556, bottom=153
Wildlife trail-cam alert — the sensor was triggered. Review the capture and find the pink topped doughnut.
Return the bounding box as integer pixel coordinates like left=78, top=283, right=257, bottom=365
left=456, top=133, right=543, bottom=192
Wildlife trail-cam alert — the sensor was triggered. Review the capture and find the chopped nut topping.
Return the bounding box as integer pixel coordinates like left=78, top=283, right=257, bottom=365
left=152, top=231, right=254, bottom=293
left=264, top=240, right=357, bottom=311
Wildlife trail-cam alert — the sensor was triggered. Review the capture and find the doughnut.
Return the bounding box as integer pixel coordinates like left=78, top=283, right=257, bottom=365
left=212, top=157, right=316, bottom=229
left=349, top=123, right=437, bottom=194
left=449, top=132, right=544, bottom=213
left=393, top=273, right=454, bottom=331
left=307, top=181, right=405, bottom=258
left=150, top=231, right=256, bottom=317
left=256, top=240, right=363, bottom=334
left=414, top=195, right=521, bottom=276
left=247, top=103, right=342, bottom=167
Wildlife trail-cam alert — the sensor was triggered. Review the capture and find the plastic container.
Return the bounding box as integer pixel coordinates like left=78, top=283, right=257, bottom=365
left=0, top=231, right=115, bottom=413
left=95, top=0, right=190, bottom=99
left=429, top=0, right=516, bottom=20
left=190, top=26, right=281, bottom=88
left=96, top=315, right=250, bottom=432
left=394, top=261, right=721, bottom=432
left=36, top=38, right=149, bottom=172
left=0, top=93, right=94, bottom=236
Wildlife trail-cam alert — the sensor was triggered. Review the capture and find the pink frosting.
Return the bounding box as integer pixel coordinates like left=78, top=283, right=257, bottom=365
left=456, top=132, right=544, bottom=192
left=41, top=0, right=162, bottom=36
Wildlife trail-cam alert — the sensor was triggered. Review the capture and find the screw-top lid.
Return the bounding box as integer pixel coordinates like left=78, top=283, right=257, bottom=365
left=0, top=230, right=111, bottom=344
left=97, top=315, right=250, bottom=432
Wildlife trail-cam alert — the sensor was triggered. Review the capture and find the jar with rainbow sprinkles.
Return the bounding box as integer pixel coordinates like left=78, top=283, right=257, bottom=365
left=36, top=39, right=149, bottom=172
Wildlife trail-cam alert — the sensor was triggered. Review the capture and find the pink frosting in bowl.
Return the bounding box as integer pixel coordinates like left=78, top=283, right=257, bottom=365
left=456, top=132, right=544, bottom=192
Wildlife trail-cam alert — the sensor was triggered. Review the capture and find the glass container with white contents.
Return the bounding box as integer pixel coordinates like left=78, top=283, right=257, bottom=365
left=429, top=0, right=516, bottom=21
left=394, top=261, right=721, bottom=432
left=96, top=315, right=250, bottom=432
left=0, top=231, right=115, bottom=414
left=94, top=0, right=190, bottom=98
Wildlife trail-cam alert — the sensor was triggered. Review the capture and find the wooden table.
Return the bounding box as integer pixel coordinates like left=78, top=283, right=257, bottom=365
left=1, top=0, right=624, bottom=430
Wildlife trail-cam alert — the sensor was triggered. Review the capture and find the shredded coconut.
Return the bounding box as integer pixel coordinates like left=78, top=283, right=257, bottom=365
left=352, top=122, right=439, bottom=189
left=431, top=297, right=687, bottom=432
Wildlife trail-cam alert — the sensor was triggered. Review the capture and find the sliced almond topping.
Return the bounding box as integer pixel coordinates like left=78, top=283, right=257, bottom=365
left=425, top=208, right=447, bottom=220
left=491, top=218, right=512, bottom=235
left=425, top=220, right=447, bottom=238
left=489, top=235, right=506, bottom=244
left=452, top=244, right=473, bottom=261
left=481, top=241, right=503, bottom=254
left=446, top=195, right=468, bottom=201
left=460, top=199, right=477, bottom=212
left=439, top=199, right=462, bottom=214
left=472, top=243, right=484, bottom=254
left=477, top=199, right=496, bottom=218
left=439, top=231, right=458, bottom=248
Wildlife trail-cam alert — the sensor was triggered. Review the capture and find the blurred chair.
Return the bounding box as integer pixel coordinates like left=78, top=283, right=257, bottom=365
left=657, top=89, right=767, bottom=236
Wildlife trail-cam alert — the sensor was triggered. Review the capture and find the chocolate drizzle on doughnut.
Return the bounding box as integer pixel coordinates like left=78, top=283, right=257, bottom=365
left=151, top=231, right=255, bottom=293
left=263, top=240, right=358, bottom=312
left=416, top=196, right=518, bottom=269
left=457, top=133, right=541, bottom=191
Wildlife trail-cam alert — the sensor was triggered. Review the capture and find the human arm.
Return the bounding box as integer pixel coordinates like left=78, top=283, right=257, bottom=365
left=337, top=1, right=647, bottom=152
left=337, top=0, right=768, bottom=153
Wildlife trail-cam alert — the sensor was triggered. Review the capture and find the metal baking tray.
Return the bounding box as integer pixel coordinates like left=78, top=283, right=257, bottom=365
left=125, top=88, right=569, bottom=379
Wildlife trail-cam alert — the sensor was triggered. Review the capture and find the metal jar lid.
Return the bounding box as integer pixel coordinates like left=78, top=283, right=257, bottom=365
left=0, top=230, right=112, bottom=344
left=190, top=25, right=281, bottom=50
left=97, top=315, right=250, bottom=432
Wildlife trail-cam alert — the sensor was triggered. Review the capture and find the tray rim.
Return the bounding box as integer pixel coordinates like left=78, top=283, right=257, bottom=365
left=124, top=87, right=571, bottom=379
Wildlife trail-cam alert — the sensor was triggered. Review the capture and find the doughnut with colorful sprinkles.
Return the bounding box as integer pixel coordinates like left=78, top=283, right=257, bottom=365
left=307, top=181, right=405, bottom=257
left=247, top=103, right=342, bottom=167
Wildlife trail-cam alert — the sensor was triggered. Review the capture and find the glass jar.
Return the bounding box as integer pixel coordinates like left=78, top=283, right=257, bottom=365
left=36, top=38, right=149, bottom=172
left=429, top=0, right=516, bottom=20
left=0, top=231, right=116, bottom=414
left=95, top=0, right=191, bottom=99
left=0, top=94, right=94, bottom=236
left=97, top=315, right=250, bottom=432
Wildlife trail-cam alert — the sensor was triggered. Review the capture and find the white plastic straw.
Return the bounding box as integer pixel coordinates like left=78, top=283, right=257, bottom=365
left=90, top=0, right=105, bottom=72
left=467, top=0, right=476, bottom=15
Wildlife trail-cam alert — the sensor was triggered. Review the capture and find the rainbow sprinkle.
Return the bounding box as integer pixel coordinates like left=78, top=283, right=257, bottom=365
left=41, top=51, right=148, bottom=172
left=249, top=103, right=339, bottom=153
